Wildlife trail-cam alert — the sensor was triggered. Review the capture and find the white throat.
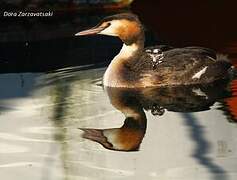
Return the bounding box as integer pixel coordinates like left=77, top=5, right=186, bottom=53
left=103, top=43, right=139, bottom=87
left=117, top=43, right=140, bottom=59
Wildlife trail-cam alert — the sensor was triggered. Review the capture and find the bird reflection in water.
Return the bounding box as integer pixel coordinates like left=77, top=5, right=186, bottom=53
left=80, top=87, right=147, bottom=151
left=80, top=80, right=233, bottom=151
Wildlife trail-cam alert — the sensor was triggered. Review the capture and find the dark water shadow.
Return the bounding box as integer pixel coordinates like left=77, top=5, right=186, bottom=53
left=40, top=77, right=72, bottom=180
left=181, top=113, right=229, bottom=180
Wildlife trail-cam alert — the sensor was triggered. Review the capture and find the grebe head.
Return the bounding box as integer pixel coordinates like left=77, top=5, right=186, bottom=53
left=75, top=13, right=144, bottom=45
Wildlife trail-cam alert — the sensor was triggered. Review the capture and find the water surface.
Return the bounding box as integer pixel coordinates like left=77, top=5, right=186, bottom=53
left=0, top=67, right=237, bottom=180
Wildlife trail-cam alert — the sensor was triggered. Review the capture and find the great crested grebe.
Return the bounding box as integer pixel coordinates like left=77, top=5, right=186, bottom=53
left=75, top=13, right=235, bottom=88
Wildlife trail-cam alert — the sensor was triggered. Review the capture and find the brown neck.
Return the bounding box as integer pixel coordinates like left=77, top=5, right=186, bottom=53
left=122, top=27, right=145, bottom=51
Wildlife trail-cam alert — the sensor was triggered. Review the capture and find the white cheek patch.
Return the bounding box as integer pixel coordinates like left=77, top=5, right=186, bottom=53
left=98, top=20, right=121, bottom=36
left=192, top=66, right=208, bottom=79
left=99, top=27, right=117, bottom=36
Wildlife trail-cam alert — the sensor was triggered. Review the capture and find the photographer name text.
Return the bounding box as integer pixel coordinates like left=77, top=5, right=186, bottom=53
left=3, top=11, right=53, bottom=17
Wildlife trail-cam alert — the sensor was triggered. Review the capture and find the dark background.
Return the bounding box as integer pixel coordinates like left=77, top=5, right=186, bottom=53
left=0, top=0, right=237, bottom=73
left=132, top=0, right=237, bottom=51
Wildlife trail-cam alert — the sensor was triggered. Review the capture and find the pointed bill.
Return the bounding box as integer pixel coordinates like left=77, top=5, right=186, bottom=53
left=75, top=26, right=106, bottom=36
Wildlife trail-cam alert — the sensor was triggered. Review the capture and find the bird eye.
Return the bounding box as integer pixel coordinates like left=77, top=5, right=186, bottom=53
left=107, top=22, right=111, bottom=26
